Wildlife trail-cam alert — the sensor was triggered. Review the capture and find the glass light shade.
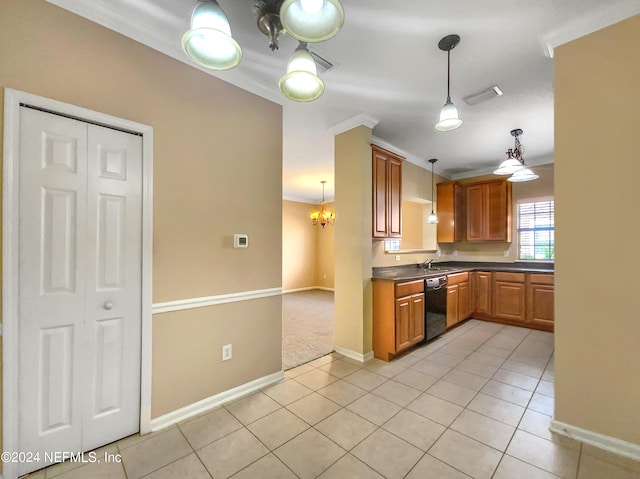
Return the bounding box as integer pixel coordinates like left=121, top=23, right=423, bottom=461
left=279, top=45, right=325, bottom=102
left=493, top=157, right=524, bottom=175
left=508, top=167, right=539, bottom=182
left=182, top=0, right=242, bottom=70
left=435, top=99, right=463, bottom=131
left=427, top=211, right=439, bottom=224
left=280, top=0, right=344, bottom=42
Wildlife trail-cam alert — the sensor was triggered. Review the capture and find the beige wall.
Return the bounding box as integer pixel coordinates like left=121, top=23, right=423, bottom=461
left=555, top=15, right=640, bottom=445
left=334, top=126, right=374, bottom=354
left=283, top=200, right=318, bottom=290
left=0, top=0, right=282, bottom=427
left=282, top=200, right=335, bottom=291
left=316, top=201, right=335, bottom=289
left=438, top=163, right=554, bottom=262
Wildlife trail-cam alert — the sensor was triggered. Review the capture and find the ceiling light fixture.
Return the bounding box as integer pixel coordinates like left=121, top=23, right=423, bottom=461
left=182, top=0, right=343, bottom=101
left=435, top=34, right=463, bottom=132
left=182, top=0, right=243, bottom=70
left=427, top=159, right=439, bottom=224
left=493, top=129, right=539, bottom=182
left=280, top=0, right=345, bottom=43
left=280, top=42, right=325, bottom=101
left=310, top=180, right=335, bottom=228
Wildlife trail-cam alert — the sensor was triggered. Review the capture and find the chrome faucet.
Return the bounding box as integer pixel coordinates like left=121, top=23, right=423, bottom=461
left=421, top=259, right=435, bottom=270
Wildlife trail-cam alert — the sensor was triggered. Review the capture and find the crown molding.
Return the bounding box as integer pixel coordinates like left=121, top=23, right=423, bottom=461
left=542, top=0, right=640, bottom=58
left=328, top=114, right=380, bottom=136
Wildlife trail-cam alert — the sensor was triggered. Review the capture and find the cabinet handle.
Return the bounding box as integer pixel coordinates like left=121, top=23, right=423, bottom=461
left=104, top=302, right=114, bottom=310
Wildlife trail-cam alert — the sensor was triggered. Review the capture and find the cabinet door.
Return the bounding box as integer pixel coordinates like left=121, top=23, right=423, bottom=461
left=395, top=296, right=412, bottom=351
left=411, top=293, right=425, bottom=343
left=458, top=281, right=470, bottom=321
left=465, top=184, right=485, bottom=241
left=527, top=283, right=554, bottom=329
left=372, top=150, right=389, bottom=238
left=446, top=285, right=459, bottom=327
left=475, top=272, right=492, bottom=315
left=486, top=180, right=511, bottom=241
left=388, top=156, right=402, bottom=237
left=494, top=281, right=526, bottom=322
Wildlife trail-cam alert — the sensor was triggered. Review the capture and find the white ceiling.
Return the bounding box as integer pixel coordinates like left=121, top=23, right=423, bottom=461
left=48, top=0, right=640, bottom=202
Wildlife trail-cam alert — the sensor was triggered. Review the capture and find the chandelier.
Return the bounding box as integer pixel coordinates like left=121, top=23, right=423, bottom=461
left=310, top=180, right=335, bottom=228
left=182, top=0, right=344, bottom=102
left=493, top=129, right=539, bottom=182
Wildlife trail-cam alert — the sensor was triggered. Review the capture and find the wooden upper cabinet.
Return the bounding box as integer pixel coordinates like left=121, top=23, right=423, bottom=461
left=436, top=181, right=464, bottom=243
left=372, top=145, right=403, bottom=238
left=465, top=179, right=512, bottom=242
left=438, top=178, right=511, bottom=243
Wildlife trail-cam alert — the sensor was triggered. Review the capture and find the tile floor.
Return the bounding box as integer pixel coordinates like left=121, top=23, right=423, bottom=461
left=25, top=320, right=640, bottom=479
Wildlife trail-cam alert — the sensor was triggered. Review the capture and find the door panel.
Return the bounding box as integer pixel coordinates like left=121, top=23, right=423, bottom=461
left=84, top=123, right=142, bottom=451
left=19, top=109, right=87, bottom=472
left=18, top=107, right=142, bottom=474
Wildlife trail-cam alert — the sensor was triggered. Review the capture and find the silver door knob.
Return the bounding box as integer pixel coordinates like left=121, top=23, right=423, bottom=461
left=104, top=302, right=114, bottom=310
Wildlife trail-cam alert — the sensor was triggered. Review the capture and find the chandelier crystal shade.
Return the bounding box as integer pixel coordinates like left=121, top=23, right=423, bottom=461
left=182, top=0, right=243, bottom=70
left=435, top=34, right=463, bottom=132
left=310, top=181, right=335, bottom=228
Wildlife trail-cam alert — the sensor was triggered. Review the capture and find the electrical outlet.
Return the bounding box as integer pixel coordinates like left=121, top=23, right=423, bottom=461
left=395, top=255, right=401, bottom=261
left=222, top=344, right=232, bottom=361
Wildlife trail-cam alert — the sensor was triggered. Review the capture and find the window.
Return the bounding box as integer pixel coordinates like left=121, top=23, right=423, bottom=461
left=517, top=199, right=554, bottom=261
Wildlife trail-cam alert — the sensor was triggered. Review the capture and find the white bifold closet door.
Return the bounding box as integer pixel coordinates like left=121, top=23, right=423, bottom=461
left=17, top=107, right=142, bottom=475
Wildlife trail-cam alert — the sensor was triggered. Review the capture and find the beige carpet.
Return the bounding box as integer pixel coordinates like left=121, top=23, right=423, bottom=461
left=282, top=289, right=335, bottom=370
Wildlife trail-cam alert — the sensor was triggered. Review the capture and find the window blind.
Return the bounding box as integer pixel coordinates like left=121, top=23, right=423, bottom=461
left=517, top=200, right=554, bottom=260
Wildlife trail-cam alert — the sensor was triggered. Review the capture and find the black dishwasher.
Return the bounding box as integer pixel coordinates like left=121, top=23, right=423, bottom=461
left=425, top=275, right=448, bottom=341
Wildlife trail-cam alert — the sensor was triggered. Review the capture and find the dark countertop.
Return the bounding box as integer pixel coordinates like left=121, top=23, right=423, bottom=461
left=372, top=261, right=554, bottom=282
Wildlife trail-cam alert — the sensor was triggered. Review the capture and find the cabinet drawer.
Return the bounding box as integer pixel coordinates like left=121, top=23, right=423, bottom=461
left=529, top=273, right=554, bottom=285
left=395, top=280, right=424, bottom=297
left=494, top=272, right=525, bottom=283
left=447, top=272, right=469, bottom=285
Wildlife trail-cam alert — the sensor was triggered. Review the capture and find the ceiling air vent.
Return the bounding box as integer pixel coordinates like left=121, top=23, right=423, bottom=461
left=463, top=85, right=503, bottom=106
left=308, top=48, right=335, bottom=74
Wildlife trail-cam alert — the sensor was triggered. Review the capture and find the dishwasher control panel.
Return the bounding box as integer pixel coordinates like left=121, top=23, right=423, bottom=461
left=425, top=276, right=448, bottom=289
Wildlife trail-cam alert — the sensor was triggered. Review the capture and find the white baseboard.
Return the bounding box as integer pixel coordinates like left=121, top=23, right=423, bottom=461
left=282, top=286, right=335, bottom=294
left=150, top=371, right=285, bottom=432
left=334, top=345, right=374, bottom=363
left=550, top=419, right=640, bottom=462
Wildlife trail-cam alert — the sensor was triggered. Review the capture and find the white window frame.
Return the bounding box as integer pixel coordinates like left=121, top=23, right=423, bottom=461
left=516, top=196, right=554, bottom=262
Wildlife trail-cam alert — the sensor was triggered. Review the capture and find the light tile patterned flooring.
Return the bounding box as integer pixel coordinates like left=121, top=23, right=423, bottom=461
left=26, top=320, right=640, bottom=479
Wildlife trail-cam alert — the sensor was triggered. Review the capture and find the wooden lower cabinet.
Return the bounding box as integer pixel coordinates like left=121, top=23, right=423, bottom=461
left=458, top=281, right=470, bottom=321
left=526, top=274, right=554, bottom=330
left=493, top=272, right=526, bottom=323
left=446, top=272, right=470, bottom=328
left=373, top=279, right=425, bottom=361
left=446, top=285, right=459, bottom=327
left=472, top=271, right=553, bottom=332
left=395, top=293, right=425, bottom=351
left=473, top=271, right=492, bottom=316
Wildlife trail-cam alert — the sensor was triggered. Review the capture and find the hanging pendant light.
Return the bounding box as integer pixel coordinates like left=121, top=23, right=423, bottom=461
left=310, top=180, right=335, bottom=228
left=494, top=129, right=525, bottom=175
left=427, top=159, right=439, bottom=224
left=279, top=42, right=325, bottom=102
left=435, top=34, right=463, bottom=132
left=493, top=129, right=539, bottom=182
left=182, top=0, right=242, bottom=71
left=280, top=0, right=344, bottom=43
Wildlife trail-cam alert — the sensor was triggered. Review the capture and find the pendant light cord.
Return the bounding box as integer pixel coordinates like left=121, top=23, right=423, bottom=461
left=446, top=50, right=451, bottom=102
